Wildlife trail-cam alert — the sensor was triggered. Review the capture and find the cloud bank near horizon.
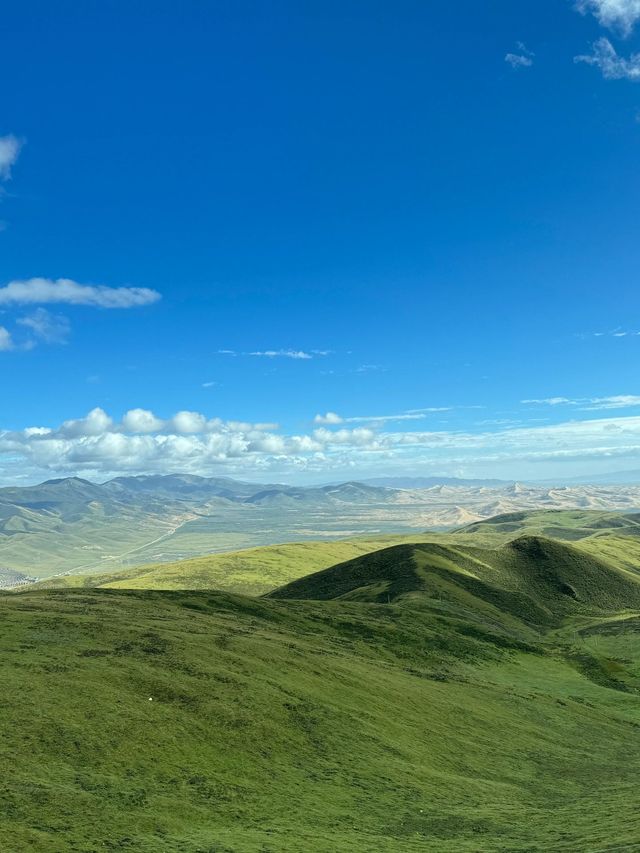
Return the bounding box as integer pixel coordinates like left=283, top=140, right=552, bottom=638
left=4, top=406, right=640, bottom=484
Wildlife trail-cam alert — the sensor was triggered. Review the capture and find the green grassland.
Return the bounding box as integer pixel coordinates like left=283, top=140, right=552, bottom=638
left=5, top=510, right=640, bottom=850
left=33, top=536, right=427, bottom=595
left=34, top=508, right=640, bottom=596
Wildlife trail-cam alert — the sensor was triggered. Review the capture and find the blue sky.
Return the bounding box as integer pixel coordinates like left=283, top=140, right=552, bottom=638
left=2, top=0, right=640, bottom=484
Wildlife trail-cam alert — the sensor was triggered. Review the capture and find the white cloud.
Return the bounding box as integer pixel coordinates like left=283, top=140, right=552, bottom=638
left=505, top=41, right=534, bottom=69
left=314, top=412, right=344, bottom=424
left=314, top=409, right=454, bottom=425
left=583, top=395, right=640, bottom=409
left=344, top=413, right=428, bottom=424
left=591, top=328, right=640, bottom=337
left=505, top=53, right=533, bottom=69
left=17, top=308, right=70, bottom=344
left=354, top=364, right=383, bottom=373
left=58, top=408, right=114, bottom=438
left=249, top=350, right=313, bottom=360
left=522, top=394, right=640, bottom=409
left=121, top=409, right=165, bottom=434
left=169, top=411, right=208, bottom=434
left=312, top=427, right=378, bottom=446
left=0, top=278, right=161, bottom=308
left=576, top=0, right=640, bottom=36
left=218, top=348, right=329, bottom=360
left=8, top=406, right=640, bottom=483
left=522, top=397, right=573, bottom=405
left=406, top=407, right=453, bottom=414
left=0, top=135, right=23, bottom=181
left=0, top=409, right=640, bottom=477
left=575, top=37, right=640, bottom=79
left=0, top=327, right=14, bottom=351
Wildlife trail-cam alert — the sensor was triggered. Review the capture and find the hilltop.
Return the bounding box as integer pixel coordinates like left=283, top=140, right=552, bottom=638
left=269, top=535, right=640, bottom=627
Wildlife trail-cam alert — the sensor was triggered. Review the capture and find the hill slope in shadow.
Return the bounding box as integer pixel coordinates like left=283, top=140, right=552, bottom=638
left=268, top=536, right=640, bottom=628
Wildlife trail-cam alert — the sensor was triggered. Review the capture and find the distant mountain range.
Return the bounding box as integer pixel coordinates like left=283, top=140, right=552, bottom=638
left=558, top=469, right=640, bottom=485
left=2, top=473, right=640, bottom=585
left=361, top=476, right=512, bottom=488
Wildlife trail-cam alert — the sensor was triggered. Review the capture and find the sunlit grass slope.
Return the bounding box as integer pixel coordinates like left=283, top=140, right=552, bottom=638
left=3, top=568, right=640, bottom=852
left=33, top=508, right=640, bottom=596
left=33, top=535, right=432, bottom=595
left=461, top=508, right=640, bottom=541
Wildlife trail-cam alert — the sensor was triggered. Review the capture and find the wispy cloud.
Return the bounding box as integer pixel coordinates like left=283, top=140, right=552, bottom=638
left=523, top=394, right=640, bottom=410
left=575, top=37, right=640, bottom=80
left=314, top=409, right=451, bottom=425
left=405, top=407, right=454, bottom=414
left=0, top=279, right=161, bottom=354
left=576, top=0, right=640, bottom=36
left=249, top=350, right=314, bottom=360
left=0, top=278, right=161, bottom=308
left=354, top=363, right=384, bottom=373
left=0, top=135, right=23, bottom=181
left=0, top=327, right=14, bottom=351
left=591, top=328, right=640, bottom=337
left=583, top=395, right=640, bottom=410
left=505, top=54, right=533, bottom=69
left=522, top=397, right=573, bottom=406
left=17, top=308, right=70, bottom=345
left=505, top=43, right=534, bottom=69
left=218, top=348, right=330, bottom=360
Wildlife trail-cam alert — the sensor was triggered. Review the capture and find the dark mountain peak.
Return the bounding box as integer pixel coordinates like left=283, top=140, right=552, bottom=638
left=41, top=477, right=96, bottom=487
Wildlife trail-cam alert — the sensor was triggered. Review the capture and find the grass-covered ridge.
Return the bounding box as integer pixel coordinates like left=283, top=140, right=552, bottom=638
left=269, top=535, right=640, bottom=625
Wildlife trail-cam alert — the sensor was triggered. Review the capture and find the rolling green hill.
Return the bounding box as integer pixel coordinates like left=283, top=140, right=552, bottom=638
left=461, top=508, right=640, bottom=540
left=269, top=536, right=640, bottom=626
left=33, top=535, right=429, bottom=595
left=4, top=526, right=640, bottom=851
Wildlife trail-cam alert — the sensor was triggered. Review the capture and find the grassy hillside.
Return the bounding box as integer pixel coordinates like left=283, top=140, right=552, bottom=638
left=33, top=535, right=430, bottom=595
left=30, top=508, right=640, bottom=596
left=8, top=509, right=640, bottom=850
left=4, top=530, right=640, bottom=851
left=269, top=536, right=640, bottom=626
left=461, top=507, right=640, bottom=540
